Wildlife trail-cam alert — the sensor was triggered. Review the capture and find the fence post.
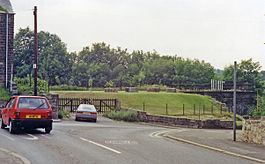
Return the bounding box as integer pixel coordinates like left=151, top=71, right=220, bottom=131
left=114, top=99, right=117, bottom=110
left=99, top=100, right=102, bottom=113
left=193, top=104, right=196, bottom=115
left=166, top=104, right=168, bottom=115
left=211, top=102, right=214, bottom=114
left=199, top=105, right=201, bottom=120
left=220, top=104, right=222, bottom=115
left=203, top=105, right=205, bottom=115
left=183, top=104, right=185, bottom=115
left=70, top=99, right=73, bottom=112
left=143, top=102, right=145, bottom=112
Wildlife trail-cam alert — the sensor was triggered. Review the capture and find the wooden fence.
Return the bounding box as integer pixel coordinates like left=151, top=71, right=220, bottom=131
left=58, top=98, right=120, bottom=113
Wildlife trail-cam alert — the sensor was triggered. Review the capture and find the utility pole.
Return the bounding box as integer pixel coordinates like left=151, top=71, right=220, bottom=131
left=233, top=61, right=237, bottom=141
left=33, top=6, right=38, bottom=96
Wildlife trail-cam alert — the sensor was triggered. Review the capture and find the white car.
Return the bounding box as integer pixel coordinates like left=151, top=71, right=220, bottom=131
left=75, top=104, right=97, bottom=122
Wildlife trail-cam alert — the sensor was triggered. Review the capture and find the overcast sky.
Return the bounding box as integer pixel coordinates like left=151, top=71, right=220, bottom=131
left=11, top=0, right=265, bottom=69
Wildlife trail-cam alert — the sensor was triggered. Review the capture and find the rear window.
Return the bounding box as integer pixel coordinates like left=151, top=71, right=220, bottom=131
left=18, top=97, right=49, bottom=110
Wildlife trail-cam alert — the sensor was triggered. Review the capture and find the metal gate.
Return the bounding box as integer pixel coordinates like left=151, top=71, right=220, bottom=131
left=58, top=98, right=119, bottom=113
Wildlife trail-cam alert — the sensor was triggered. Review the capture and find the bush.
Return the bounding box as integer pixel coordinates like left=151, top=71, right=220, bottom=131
left=14, top=77, right=48, bottom=95
left=104, top=110, right=139, bottom=122
left=0, top=87, right=10, bottom=101
left=58, top=110, right=71, bottom=119
left=50, top=85, right=88, bottom=91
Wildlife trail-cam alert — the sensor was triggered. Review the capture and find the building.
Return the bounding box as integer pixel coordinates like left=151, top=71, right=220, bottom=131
left=0, top=0, right=14, bottom=89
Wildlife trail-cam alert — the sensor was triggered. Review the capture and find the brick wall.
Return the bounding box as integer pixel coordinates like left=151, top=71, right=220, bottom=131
left=0, top=13, right=14, bottom=88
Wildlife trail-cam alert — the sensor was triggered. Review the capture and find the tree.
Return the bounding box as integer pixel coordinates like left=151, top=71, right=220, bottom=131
left=223, top=58, right=263, bottom=90
left=14, top=28, right=73, bottom=86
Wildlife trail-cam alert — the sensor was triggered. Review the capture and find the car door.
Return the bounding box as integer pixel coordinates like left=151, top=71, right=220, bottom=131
left=2, top=98, right=16, bottom=125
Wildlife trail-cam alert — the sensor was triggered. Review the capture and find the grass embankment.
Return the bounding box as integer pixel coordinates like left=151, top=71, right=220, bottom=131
left=53, top=91, right=233, bottom=120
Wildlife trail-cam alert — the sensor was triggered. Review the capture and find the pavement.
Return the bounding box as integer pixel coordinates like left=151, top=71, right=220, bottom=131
left=163, top=128, right=265, bottom=163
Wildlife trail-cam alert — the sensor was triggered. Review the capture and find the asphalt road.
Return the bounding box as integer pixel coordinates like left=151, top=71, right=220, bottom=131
left=0, top=116, right=259, bottom=164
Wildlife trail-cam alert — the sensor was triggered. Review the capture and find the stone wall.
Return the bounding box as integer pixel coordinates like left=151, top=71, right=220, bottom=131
left=242, top=118, right=265, bottom=145
left=0, top=13, right=14, bottom=88
left=47, top=93, right=59, bottom=119
left=184, top=91, right=256, bottom=115
left=137, top=111, right=233, bottom=129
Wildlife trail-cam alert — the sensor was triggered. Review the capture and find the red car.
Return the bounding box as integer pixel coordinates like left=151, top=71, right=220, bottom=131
left=1, top=96, right=53, bottom=134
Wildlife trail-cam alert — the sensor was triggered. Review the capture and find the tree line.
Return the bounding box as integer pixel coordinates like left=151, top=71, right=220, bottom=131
left=14, top=28, right=264, bottom=91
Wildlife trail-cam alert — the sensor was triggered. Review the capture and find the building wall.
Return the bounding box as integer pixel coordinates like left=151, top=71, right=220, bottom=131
left=0, top=13, right=14, bottom=88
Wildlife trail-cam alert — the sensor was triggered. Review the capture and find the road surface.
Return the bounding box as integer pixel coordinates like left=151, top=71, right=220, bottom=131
left=0, top=116, right=259, bottom=164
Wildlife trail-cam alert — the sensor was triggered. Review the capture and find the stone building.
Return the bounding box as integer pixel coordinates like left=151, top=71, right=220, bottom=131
left=0, top=0, right=14, bottom=89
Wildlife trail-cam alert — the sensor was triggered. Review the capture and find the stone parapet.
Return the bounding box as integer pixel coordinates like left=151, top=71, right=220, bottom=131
left=242, top=118, right=265, bottom=145
left=137, top=111, right=233, bottom=129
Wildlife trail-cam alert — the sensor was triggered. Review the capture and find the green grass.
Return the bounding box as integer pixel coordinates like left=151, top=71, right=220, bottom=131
left=0, top=87, right=10, bottom=101
left=52, top=91, right=229, bottom=117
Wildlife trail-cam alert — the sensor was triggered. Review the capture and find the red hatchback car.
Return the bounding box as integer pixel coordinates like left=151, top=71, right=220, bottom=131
left=1, top=96, right=53, bottom=134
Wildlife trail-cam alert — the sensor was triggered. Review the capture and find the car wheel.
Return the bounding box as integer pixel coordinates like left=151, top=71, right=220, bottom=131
left=75, top=117, right=78, bottom=121
left=1, top=120, right=6, bottom=129
left=93, top=119, right=97, bottom=123
left=9, top=120, right=17, bottom=134
left=45, top=126, right=52, bottom=134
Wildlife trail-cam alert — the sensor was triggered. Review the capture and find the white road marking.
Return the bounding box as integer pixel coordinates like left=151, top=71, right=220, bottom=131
left=24, top=134, right=39, bottom=140
left=0, top=133, right=15, bottom=141
left=150, top=130, right=171, bottom=138
left=105, top=140, right=138, bottom=145
left=0, top=147, right=31, bottom=164
left=150, top=129, right=187, bottom=138
left=41, top=134, right=51, bottom=139
left=80, top=137, right=121, bottom=154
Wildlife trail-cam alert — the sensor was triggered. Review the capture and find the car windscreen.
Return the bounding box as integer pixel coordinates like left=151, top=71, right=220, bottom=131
left=18, top=97, right=49, bottom=110
left=78, top=106, right=96, bottom=112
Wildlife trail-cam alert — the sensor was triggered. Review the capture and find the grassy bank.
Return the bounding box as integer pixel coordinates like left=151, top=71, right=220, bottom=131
left=52, top=91, right=229, bottom=118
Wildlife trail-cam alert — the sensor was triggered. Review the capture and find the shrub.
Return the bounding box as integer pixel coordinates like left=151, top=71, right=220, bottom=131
left=104, top=88, right=119, bottom=92
left=14, top=77, right=48, bottom=95
left=0, top=87, right=10, bottom=101
left=146, top=87, right=160, bottom=92
left=58, top=109, right=71, bottom=119
left=50, top=85, right=88, bottom=91
left=104, top=110, right=139, bottom=122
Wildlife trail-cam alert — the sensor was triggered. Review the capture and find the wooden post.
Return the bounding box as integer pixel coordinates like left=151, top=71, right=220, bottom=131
left=70, top=99, right=73, bottom=112
left=211, top=102, right=214, bottom=114
left=183, top=104, right=185, bottom=115
left=166, top=104, right=168, bottom=115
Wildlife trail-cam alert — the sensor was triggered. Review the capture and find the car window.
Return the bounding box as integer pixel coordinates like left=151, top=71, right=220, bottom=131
left=6, top=98, right=15, bottom=108
left=18, top=97, right=49, bottom=109
left=80, top=106, right=96, bottom=112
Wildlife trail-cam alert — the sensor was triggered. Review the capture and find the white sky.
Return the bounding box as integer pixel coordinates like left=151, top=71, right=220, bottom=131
left=11, top=0, right=265, bottom=69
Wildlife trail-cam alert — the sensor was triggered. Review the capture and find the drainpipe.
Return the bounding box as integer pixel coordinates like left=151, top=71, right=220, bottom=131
left=5, top=14, right=9, bottom=88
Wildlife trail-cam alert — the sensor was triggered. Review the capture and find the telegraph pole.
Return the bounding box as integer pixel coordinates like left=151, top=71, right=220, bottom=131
left=33, top=6, right=38, bottom=96
left=233, top=61, right=237, bottom=141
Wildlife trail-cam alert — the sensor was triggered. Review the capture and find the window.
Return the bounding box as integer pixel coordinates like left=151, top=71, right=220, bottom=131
left=18, top=98, right=49, bottom=109
left=6, top=98, right=15, bottom=108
